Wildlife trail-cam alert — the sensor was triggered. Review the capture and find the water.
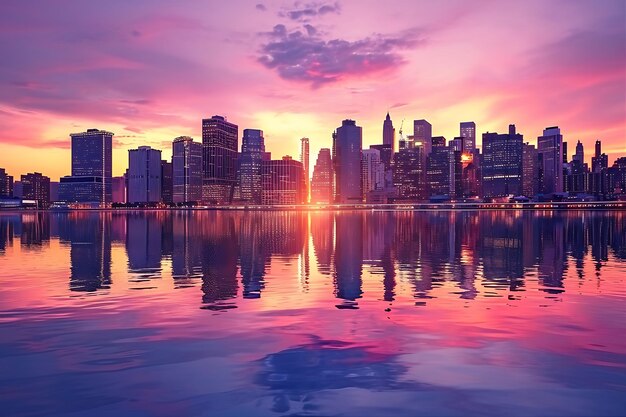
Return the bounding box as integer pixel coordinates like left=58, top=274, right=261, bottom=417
left=1, top=210, right=625, bottom=417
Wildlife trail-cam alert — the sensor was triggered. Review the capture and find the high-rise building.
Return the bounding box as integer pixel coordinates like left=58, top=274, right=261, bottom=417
left=537, top=126, right=563, bottom=194
left=522, top=143, right=538, bottom=197
left=482, top=124, right=523, bottom=198
left=427, top=140, right=451, bottom=197
left=311, top=148, right=333, bottom=204
left=127, top=146, right=162, bottom=203
left=201, top=115, right=238, bottom=204
left=261, top=156, right=306, bottom=205
left=460, top=121, right=476, bottom=153
left=239, top=129, right=265, bottom=204
left=333, top=119, right=363, bottom=204
left=361, top=148, right=385, bottom=201
left=413, top=119, right=432, bottom=156
left=172, top=136, right=203, bottom=203
left=382, top=112, right=395, bottom=154
left=111, top=176, right=126, bottom=203
left=21, top=172, right=50, bottom=207
left=300, top=137, right=310, bottom=203
left=591, top=140, right=608, bottom=173
left=393, top=145, right=425, bottom=201
left=59, top=129, right=113, bottom=204
left=0, top=168, right=13, bottom=197
left=574, top=140, right=584, bottom=164
left=49, top=181, right=59, bottom=202
left=161, top=160, right=173, bottom=204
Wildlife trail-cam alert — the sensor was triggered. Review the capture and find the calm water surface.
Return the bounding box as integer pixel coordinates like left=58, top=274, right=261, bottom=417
left=1, top=210, right=626, bottom=417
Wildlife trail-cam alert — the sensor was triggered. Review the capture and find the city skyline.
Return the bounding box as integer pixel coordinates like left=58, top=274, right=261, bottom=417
left=1, top=0, right=624, bottom=180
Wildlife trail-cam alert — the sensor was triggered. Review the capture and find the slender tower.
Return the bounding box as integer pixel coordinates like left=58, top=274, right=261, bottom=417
left=300, top=137, right=310, bottom=203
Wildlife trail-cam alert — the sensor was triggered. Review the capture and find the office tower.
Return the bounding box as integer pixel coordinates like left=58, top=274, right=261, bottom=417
left=450, top=148, right=463, bottom=199
left=574, top=140, right=584, bottom=163
left=111, top=176, right=126, bottom=203
left=238, top=129, right=265, bottom=204
left=413, top=119, right=432, bottom=156
left=172, top=136, right=203, bottom=203
left=59, top=129, right=113, bottom=204
left=161, top=161, right=173, bottom=204
left=370, top=144, right=393, bottom=171
left=127, top=146, right=162, bottom=203
left=537, top=126, right=564, bottom=194
left=562, top=141, right=568, bottom=164
left=333, top=119, right=363, bottom=204
left=393, top=145, right=425, bottom=201
left=261, top=156, right=306, bottom=205
left=311, top=148, right=333, bottom=204
left=0, top=168, right=13, bottom=197
left=608, top=157, right=626, bottom=196
left=482, top=124, right=523, bottom=198
left=382, top=112, right=395, bottom=154
left=460, top=122, right=476, bottom=153
left=300, top=137, right=310, bottom=203
left=427, top=141, right=451, bottom=197
left=522, top=143, right=538, bottom=197
left=450, top=137, right=464, bottom=153
left=201, top=115, right=238, bottom=204
left=361, top=148, right=385, bottom=202
left=591, top=140, right=608, bottom=173
left=21, top=172, right=50, bottom=207
left=13, top=181, right=22, bottom=198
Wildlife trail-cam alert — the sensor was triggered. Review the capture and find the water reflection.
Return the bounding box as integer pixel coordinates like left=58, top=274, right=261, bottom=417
left=0, top=210, right=625, bottom=307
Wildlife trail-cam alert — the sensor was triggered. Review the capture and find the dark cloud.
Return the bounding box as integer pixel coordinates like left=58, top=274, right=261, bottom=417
left=258, top=24, right=423, bottom=86
left=255, top=3, right=266, bottom=12
left=280, top=2, right=341, bottom=22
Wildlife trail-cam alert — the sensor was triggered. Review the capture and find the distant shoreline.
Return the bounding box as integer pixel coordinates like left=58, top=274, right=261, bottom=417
left=3, top=201, right=626, bottom=212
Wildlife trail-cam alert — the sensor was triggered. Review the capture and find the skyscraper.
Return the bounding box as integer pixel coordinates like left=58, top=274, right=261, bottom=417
left=0, top=168, right=13, bottom=198
left=333, top=119, right=363, bottom=204
left=21, top=172, right=50, bottom=207
left=311, top=148, right=333, bottom=204
left=592, top=140, right=608, bottom=173
left=427, top=139, right=451, bottom=197
left=300, top=137, right=310, bottom=203
left=537, top=126, right=563, bottom=194
left=173, top=136, right=203, bottom=204
left=111, top=176, right=126, bottom=204
left=382, top=112, right=395, bottom=154
left=574, top=140, right=584, bottom=164
left=201, top=115, right=238, bottom=204
left=59, top=129, right=113, bottom=204
left=261, top=156, right=306, bottom=205
left=460, top=121, right=476, bottom=153
left=361, top=148, right=385, bottom=201
left=522, top=143, right=538, bottom=197
left=413, top=119, right=432, bottom=156
left=239, top=129, right=265, bottom=204
left=482, top=124, right=523, bottom=198
left=127, top=146, right=162, bottom=203
left=161, top=160, right=173, bottom=204
left=393, top=145, right=425, bottom=201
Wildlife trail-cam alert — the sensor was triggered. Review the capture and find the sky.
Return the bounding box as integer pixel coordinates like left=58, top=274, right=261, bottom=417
left=1, top=0, right=625, bottom=180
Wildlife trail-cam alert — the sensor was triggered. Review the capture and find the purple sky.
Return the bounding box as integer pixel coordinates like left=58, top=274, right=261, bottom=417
left=1, top=0, right=624, bottom=178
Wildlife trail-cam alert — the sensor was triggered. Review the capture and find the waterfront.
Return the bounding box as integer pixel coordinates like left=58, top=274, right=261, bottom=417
left=1, top=210, right=625, bottom=416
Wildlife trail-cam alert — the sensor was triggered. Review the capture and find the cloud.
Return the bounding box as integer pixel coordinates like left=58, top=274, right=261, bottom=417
left=255, top=3, right=266, bottom=12
left=258, top=25, right=423, bottom=86
left=280, top=1, right=341, bottom=22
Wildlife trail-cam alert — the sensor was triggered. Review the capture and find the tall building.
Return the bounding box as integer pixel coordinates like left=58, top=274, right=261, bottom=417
left=393, top=145, right=425, bottom=201
left=592, top=140, right=608, bottom=173
left=382, top=112, right=395, bottom=154
left=172, top=136, right=203, bottom=203
left=311, top=148, right=333, bottom=204
left=201, top=115, right=238, bottom=204
left=0, top=168, right=13, bottom=197
left=261, top=156, right=306, bottom=205
left=21, top=172, right=50, bottom=207
left=300, top=137, right=310, bottom=203
left=239, top=129, right=265, bottom=204
left=361, top=148, right=385, bottom=201
left=111, top=176, right=126, bottom=203
left=460, top=121, right=476, bottom=153
left=127, top=146, right=162, bottom=203
left=522, top=143, right=538, bottom=197
left=427, top=140, right=451, bottom=197
left=333, top=119, right=363, bottom=204
left=59, top=129, right=113, bottom=204
left=161, top=160, right=173, bottom=204
left=413, top=119, right=432, bottom=156
left=482, top=124, right=523, bottom=198
left=574, top=140, right=584, bottom=163
left=537, top=126, right=563, bottom=194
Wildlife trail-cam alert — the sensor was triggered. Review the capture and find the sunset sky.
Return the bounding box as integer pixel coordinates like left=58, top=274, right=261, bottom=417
left=1, top=0, right=624, bottom=179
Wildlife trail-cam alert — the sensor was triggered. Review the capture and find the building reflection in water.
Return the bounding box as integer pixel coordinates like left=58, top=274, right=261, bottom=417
left=0, top=210, right=624, bottom=305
